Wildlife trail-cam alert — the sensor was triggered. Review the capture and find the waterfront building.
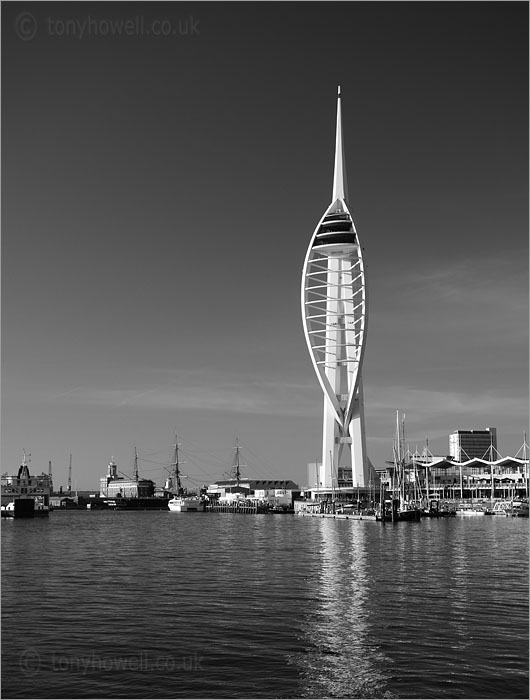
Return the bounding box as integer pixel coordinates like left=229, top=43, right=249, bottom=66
left=206, top=478, right=300, bottom=507
left=306, top=461, right=354, bottom=490
left=48, top=492, right=94, bottom=509
left=449, top=428, right=498, bottom=461
left=376, top=435, right=529, bottom=501
left=1, top=453, right=51, bottom=516
left=99, top=458, right=156, bottom=498
left=1, top=457, right=51, bottom=506
left=301, top=87, right=373, bottom=490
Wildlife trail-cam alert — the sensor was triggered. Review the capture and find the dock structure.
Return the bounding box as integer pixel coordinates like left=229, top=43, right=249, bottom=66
left=207, top=501, right=262, bottom=514
left=297, top=511, right=377, bottom=521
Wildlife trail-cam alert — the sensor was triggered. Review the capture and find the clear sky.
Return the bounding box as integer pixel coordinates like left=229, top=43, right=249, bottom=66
left=2, top=2, right=528, bottom=491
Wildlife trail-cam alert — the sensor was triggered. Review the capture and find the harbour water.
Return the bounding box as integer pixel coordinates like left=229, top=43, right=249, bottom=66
left=1, top=512, right=528, bottom=699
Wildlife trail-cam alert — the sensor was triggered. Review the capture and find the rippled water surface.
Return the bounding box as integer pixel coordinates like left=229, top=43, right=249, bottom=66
left=1, top=512, right=528, bottom=698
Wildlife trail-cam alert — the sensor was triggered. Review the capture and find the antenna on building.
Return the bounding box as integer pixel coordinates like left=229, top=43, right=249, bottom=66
left=68, top=454, right=72, bottom=494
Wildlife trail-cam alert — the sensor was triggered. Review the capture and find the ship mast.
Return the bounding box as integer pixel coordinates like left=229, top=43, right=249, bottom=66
left=234, top=438, right=241, bottom=488
left=172, top=436, right=183, bottom=495
left=393, top=410, right=407, bottom=505
left=133, top=446, right=139, bottom=482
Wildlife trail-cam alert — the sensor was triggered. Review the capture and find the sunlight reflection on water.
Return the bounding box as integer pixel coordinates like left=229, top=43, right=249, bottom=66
left=1, top=512, right=528, bottom=699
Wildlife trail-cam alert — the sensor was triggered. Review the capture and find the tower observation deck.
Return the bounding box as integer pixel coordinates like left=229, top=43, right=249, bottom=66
left=301, top=87, right=371, bottom=489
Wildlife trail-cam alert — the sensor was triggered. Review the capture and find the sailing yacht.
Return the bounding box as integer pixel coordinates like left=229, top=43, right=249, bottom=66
left=392, top=412, right=422, bottom=521
left=167, top=437, right=204, bottom=512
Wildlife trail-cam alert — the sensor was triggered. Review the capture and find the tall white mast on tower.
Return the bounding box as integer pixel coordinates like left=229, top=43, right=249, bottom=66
left=301, top=87, right=370, bottom=490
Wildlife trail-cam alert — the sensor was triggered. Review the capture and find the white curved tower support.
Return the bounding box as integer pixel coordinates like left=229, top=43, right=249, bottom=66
left=302, top=87, right=370, bottom=489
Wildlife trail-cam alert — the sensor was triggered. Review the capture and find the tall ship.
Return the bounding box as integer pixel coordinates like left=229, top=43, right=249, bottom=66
left=1, top=452, right=51, bottom=518
left=167, top=436, right=205, bottom=512
left=99, top=450, right=169, bottom=510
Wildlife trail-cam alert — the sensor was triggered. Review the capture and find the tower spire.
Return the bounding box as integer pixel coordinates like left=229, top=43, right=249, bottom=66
left=332, top=85, right=348, bottom=203
left=302, top=88, right=369, bottom=492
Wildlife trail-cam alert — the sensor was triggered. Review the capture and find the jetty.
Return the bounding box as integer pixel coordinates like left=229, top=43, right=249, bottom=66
left=207, top=501, right=266, bottom=514
left=297, top=511, right=377, bottom=521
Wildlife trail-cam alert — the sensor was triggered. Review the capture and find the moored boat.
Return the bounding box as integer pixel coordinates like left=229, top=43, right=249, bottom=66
left=33, top=501, right=50, bottom=517
left=168, top=495, right=204, bottom=512
left=422, top=501, right=456, bottom=517
left=102, top=497, right=169, bottom=511
left=377, top=498, right=421, bottom=521
left=491, top=500, right=510, bottom=516
left=1, top=502, right=15, bottom=518
left=397, top=502, right=422, bottom=521
left=509, top=498, right=529, bottom=517
left=456, top=504, right=486, bottom=516
left=488, top=499, right=529, bottom=517
left=384, top=413, right=422, bottom=521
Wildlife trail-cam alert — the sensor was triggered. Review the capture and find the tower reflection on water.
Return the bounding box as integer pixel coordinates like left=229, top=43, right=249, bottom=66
left=292, top=519, right=396, bottom=699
